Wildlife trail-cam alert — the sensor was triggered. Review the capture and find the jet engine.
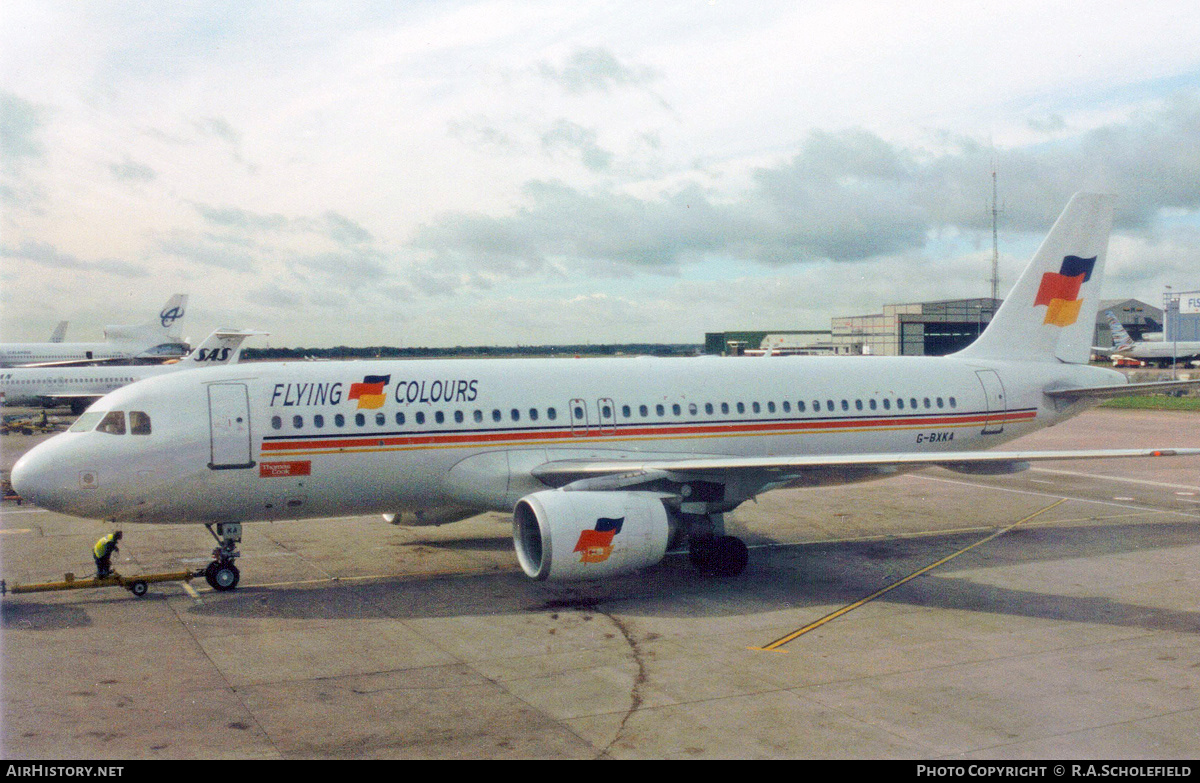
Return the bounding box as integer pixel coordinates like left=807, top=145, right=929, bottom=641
left=512, top=490, right=672, bottom=581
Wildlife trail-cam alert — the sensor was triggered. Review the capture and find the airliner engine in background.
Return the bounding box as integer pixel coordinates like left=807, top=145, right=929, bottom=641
left=12, top=194, right=1200, bottom=592
left=0, top=294, right=189, bottom=367
left=1, top=329, right=266, bottom=413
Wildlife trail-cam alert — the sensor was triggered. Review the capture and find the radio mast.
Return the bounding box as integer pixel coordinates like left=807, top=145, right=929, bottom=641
left=988, top=166, right=1002, bottom=301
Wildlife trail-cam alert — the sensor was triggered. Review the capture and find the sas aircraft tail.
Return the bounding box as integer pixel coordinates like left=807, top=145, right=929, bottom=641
left=176, top=329, right=267, bottom=367
left=955, top=192, right=1115, bottom=364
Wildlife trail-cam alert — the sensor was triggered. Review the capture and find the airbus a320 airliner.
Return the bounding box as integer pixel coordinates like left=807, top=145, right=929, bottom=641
left=12, top=193, right=1200, bottom=591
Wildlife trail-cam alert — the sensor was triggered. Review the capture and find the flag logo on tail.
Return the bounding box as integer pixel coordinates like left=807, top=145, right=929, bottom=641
left=574, top=516, right=624, bottom=564
left=348, top=375, right=391, bottom=409
left=1034, top=255, right=1096, bottom=326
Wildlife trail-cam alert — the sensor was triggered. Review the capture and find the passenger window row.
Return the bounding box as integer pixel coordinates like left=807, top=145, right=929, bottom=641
left=272, top=407, right=562, bottom=431
left=3, top=377, right=134, bottom=384
left=270, top=394, right=959, bottom=432
left=619, top=396, right=956, bottom=417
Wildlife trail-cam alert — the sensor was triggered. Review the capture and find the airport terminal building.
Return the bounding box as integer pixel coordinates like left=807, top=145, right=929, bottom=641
left=707, top=297, right=1167, bottom=357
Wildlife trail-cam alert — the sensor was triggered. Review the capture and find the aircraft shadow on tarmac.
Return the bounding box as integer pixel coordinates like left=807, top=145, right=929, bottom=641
left=164, top=519, right=1200, bottom=635
left=389, top=535, right=515, bottom=553
left=4, top=520, right=1197, bottom=637
left=1, top=601, right=92, bottom=631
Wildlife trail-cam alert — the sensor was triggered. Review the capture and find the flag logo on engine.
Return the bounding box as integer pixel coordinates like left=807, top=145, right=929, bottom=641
left=574, top=516, right=624, bottom=563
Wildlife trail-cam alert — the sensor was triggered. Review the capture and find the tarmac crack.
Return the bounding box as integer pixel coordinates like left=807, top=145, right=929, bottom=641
left=165, top=597, right=285, bottom=758
left=530, top=596, right=650, bottom=757
left=588, top=604, right=649, bottom=760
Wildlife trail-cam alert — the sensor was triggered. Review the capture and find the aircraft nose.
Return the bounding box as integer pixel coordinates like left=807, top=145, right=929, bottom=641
left=11, top=441, right=72, bottom=512
left=12, top=448, right=45, bottom=508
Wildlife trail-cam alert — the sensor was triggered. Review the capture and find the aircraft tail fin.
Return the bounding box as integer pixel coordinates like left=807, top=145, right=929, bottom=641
left=1104, top=310, right=1137, bottom=351
left=49, top=321, right=68, bottom=343
left=955, top=192, right=1115, bottom=364
left=104, top=294, right=188, bottom=342
left=178, top=329, right=267, bottom=367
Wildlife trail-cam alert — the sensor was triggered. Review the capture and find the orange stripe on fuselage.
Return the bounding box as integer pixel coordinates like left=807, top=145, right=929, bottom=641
left=258, top=409, right=1037, bottom=457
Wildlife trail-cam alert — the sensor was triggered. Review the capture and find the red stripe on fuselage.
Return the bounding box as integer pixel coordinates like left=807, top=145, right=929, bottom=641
left=259, top=409, right=1037, bottom=454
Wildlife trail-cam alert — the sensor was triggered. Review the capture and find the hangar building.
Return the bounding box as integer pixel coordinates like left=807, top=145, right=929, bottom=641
left=1095, top=298, right=1162, bottom=348
left=829, top=298, right=1000, bottom=356
left=1164, top=290, right=1200, bottom=341
left=707, top=297, right=1164, bottom=357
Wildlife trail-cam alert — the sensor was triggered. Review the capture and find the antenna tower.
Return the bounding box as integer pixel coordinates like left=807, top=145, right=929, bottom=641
left=988, top=166, right=1003, bottom=301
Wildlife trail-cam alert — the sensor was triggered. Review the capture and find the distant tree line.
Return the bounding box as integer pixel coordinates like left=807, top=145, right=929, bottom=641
left=242, top=344, right=703, bottom=361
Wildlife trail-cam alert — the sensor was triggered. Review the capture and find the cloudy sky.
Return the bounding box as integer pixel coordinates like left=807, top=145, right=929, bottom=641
left=2, top=2, right=1199, bottom=348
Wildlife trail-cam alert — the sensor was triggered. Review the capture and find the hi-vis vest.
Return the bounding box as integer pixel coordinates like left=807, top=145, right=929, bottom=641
left=93, top=534, right=118, bottom=559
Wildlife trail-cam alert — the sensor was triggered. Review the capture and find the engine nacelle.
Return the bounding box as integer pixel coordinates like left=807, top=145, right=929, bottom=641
left=512, top=490, right=671, bottom=581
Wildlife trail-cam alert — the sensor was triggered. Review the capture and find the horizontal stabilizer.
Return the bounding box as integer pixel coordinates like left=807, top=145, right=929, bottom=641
left=1045, top=379, right=1200, bottom=401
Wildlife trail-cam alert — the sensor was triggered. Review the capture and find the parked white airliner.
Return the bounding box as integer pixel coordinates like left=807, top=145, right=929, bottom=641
left=1106, top=310, right=1200, bottom=367
left=1, top=329, right=265, bottom=413
left=0, top=294, right=189, bottom=367
left=12, top=194, right=1200, bottom=591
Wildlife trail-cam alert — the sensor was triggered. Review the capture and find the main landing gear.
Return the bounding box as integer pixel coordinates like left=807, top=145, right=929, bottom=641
left=688, top=534, right=749, bottom=577
left=203, top=522, right=242, bottom=591
left=678, top=508, right=750, bottom=578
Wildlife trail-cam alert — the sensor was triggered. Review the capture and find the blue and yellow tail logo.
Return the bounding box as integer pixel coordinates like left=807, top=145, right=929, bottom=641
left=1034, top=255, right=1096, bottom=326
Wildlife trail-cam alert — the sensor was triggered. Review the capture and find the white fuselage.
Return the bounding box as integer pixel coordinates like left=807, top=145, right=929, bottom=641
left=0, top=365, right=172, bottom=407
left=0, top=339, right=187, bottom=367
left=1118, top=340, right=1200, bottom=364
left=10, top=354, right=1123, bottom=526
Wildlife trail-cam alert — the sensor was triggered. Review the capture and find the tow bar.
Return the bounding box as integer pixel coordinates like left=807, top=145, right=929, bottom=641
left=1, top=569, right=204, bottom=598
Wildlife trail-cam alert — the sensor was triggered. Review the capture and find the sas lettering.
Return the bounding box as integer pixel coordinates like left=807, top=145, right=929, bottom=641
left=269, top=382, right=344, bottom=407
left=916, top=432, right=954, bottom=444
left=394, top=379, right=479, bottom=405
left=195, top=347, right=231, bottom=362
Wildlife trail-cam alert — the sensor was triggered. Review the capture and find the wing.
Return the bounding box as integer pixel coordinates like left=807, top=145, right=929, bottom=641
left=532, top=447, right=1200, bottom=491
left=14, top=356, right=177, bottom=368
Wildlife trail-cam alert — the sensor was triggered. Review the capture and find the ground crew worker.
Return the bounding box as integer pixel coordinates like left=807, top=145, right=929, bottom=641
left=93, top=531, right=122, bottom=578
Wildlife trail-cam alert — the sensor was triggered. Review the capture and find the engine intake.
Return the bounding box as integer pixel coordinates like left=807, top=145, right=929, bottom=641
left=513, top=490, right=671, bottom=581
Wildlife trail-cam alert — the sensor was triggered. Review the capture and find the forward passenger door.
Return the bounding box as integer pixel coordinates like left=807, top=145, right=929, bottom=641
left=208, top=383, right=255, bottom=469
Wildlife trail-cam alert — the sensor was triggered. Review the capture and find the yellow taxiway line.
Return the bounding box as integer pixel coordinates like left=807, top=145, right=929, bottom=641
left=750, top=498, right=1068, bottom=652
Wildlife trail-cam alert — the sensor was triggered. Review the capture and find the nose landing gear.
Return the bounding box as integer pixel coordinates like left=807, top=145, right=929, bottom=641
left=203, top=522, right=242, bottom=591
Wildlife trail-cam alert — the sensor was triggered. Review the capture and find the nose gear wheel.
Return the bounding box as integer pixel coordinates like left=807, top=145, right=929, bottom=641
left=203, top=522, right=243, bottom=591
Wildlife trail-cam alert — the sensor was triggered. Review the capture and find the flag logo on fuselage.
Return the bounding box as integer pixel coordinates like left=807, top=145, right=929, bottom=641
left=574, top=516, right=624, bottom=563
left=348, top=375, right=390, bottom=409
left=1034, top=255, right=1096, bottom=326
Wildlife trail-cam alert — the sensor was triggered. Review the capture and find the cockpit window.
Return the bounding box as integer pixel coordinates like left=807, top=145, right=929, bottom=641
left=97, top=411, right=127, bottom=435
left=130, top=411, right=152, bottom=435
left=69, top=411, right=105, bottom=433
